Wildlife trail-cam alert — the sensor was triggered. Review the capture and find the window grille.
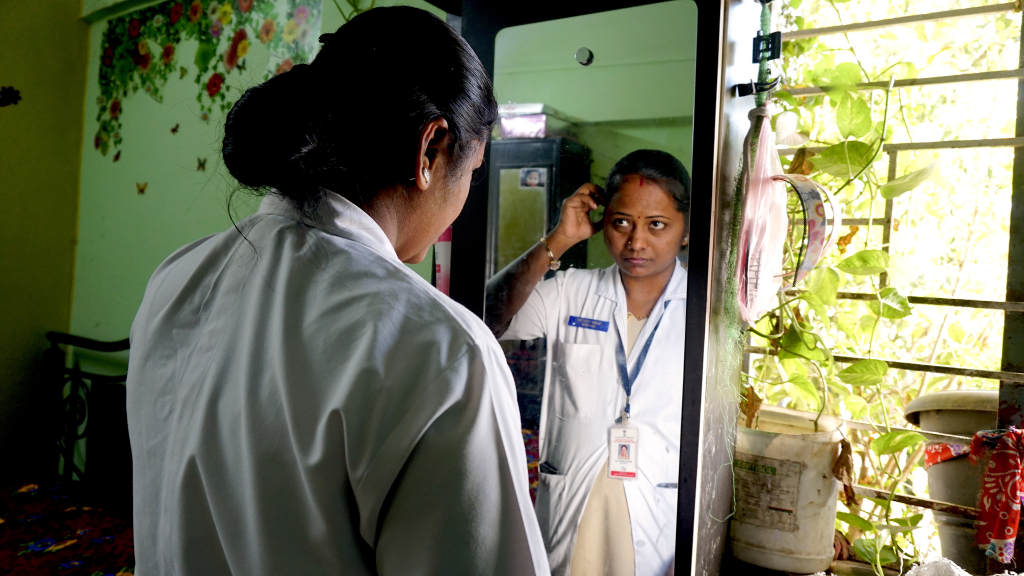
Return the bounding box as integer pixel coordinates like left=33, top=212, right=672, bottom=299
left=773, top=2, right=1024, bottom=408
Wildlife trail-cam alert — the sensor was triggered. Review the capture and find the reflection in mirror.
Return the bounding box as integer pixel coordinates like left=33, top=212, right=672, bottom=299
left=481, top=2, right=697, bottom=575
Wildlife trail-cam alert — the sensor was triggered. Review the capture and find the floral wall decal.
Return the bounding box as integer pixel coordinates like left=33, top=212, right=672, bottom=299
left=0, top=86, right=22, bottom=107
left=94, top=0, right=322, bottom=158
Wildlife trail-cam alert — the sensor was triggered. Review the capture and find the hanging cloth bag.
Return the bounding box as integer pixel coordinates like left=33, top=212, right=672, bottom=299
left=736, top=107, right=788, bottom=325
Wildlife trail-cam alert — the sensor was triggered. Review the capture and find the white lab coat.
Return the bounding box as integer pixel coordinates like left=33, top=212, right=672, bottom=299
left=500, top=263, right=686, bottom=576
left=127, top=193, right=550, bottom=576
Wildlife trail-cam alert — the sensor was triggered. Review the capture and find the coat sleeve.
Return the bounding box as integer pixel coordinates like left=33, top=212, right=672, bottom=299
left=499, top=273, right=564, bottom=342
left=374, top=340, right=550, bottom=576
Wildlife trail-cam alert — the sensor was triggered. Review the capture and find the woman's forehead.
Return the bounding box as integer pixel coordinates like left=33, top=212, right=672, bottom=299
left=607, top=175, right=680, bottom=214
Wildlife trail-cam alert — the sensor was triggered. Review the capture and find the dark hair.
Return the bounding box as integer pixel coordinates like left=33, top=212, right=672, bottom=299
left=605, top=149, right=691, bottom=215
left=222, top=7, right=497, bottom=215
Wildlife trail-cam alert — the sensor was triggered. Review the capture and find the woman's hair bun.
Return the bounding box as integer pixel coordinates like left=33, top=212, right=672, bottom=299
left=221, top=7, right=497, bottom=215
left=222, top=64, right=317, bottom=191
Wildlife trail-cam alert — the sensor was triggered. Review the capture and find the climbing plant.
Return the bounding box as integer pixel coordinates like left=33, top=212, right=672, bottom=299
left=739, top=0, right=1019, bottom=571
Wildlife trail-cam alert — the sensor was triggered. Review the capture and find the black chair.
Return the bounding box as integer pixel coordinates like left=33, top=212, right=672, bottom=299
left=45, top=331, right=132, bottom=523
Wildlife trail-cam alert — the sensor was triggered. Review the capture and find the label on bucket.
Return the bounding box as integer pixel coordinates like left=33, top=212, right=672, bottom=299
left=733, top=452, right=804, bottom=532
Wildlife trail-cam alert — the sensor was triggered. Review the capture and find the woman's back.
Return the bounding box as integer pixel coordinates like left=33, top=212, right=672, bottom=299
left=127, top=194, right=547, bottom=575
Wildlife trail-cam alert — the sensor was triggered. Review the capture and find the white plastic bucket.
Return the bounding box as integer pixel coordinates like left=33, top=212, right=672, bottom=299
left=730, top=405, right=843, bottom=574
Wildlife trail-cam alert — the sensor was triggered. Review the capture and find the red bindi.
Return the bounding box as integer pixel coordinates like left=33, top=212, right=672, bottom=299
left=639, top=176, right=645, bottom=187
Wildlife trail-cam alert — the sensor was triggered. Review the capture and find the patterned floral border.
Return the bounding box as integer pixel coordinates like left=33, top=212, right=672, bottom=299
left=93, top=0, right=322, bottom=159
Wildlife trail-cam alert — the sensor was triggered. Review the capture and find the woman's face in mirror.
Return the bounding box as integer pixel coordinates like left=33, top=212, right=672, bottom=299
left=603, top=174, right=688, bottom=280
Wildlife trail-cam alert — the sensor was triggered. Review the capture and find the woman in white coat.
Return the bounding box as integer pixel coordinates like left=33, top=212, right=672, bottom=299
left=486, top=150, right=691, bottom=576
left=126, top=8, right=548, bottom=576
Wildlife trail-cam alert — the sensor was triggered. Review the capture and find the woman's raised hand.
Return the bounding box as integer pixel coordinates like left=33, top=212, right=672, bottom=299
left=485, top=183, right=603, bottom=335
left=547, top=183, right=604, bottom=253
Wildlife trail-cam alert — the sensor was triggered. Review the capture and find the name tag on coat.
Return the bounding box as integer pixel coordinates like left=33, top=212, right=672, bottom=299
left=567, top=316, right=610, bottom=332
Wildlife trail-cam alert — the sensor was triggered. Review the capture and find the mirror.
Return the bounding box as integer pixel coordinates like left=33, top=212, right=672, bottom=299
left=481, top=2, right=697, bottom=574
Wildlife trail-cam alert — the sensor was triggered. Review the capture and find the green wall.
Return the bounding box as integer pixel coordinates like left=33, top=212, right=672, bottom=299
left=70, top=0, right=441, bottom=343
left=493, top=0, right=697, bottom=269
left=0, top=0, right=91, bottom=473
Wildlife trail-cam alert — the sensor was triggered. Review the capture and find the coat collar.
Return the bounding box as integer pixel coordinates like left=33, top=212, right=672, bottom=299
left=257, top=192, right=401, bottom=264
left=595, top=260, right=688, bottom=304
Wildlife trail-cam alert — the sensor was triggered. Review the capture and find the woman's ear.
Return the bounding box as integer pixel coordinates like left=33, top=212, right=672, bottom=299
left=414, top=118, right=450, bottom=191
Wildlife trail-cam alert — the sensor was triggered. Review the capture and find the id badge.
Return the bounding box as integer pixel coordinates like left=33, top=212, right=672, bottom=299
left=608, top=424, right=639, bottom=480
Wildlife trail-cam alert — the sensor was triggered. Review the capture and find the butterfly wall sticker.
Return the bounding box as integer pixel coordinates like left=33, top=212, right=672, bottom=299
left=136, top=182, right=147, bottom=195
left=113, top=151, right=121, bottom=162
left=171, top=123, right=179, bottom=134
left=197, top=158, right=207, bottom=171
left=179, top=67, right=188, bottom=79
left=0, top=86, right=21, bottom=107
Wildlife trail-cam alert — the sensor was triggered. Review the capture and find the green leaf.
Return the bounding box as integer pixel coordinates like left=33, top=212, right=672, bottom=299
left=858, top=314, right=879, bottom=337
left=949, top=323, right=967, bottom=344
left=853, top=538, right=899, bottom=566
left=880, top=162, right=940, bottom=199
left=837, top=511, right=874, bottom=532
left=872, top=430, right=927, bottom=457
left=774, top=90, right=799, bottom=107
left=789, top=0, right=803, bottom=7
left=837, top=250, right=890, bottom=275
left=866, top=496, right=891, bottom=512
left=869, top=286, right=913, bottom=319
left=826, top=87, right=855, bottom=107
left=876, top=523, right=921, bottom=533
left=879, top=61, right=918, bottom=81
left=800, top=293, right=830, bottom=328
left=788, top=374, right=821, bottom=410
left=827, top=378, right=851, bottom=399
left=879, top=547, right=900, bottom=566
left=834, top=62, right=863, bottom=86
left=194, top=42, right=216, bottom=73
left=838, top=360, right=889, bottom=386
left=851, top=538, right=875, bottom=563
left=780, top=358, right=808, bottom=376
left=779, top=323, right=828, bottom=362
left=837, top=94, right=873, bottom=139
left=897, top=61, right=919, bottom=79
left=905, top=513, right=925, bottom=526
left=808, top=267, right=840, bottom=305
left=844, top=394, right=869, bottom=419
left=811, top=141, right=874, bottom=178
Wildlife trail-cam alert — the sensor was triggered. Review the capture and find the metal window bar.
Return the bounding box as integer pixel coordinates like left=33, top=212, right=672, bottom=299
left=853, top=485, right=980, bottom=520
left=746, top=346, right=1024, bottom=383
left=779, top=137, right=1024, bottom=157
left=783, top=289, right=1024, bottom=311
left=781, top=2, right=1017, bottom=41
left=785, top=69, right=1024, bottom=97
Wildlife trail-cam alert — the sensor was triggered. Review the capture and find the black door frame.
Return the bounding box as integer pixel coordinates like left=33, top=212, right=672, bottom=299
left=449, top=0, right=728, bottom=570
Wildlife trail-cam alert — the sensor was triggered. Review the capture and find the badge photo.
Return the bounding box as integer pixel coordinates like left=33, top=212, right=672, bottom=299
left=608, top=425, right=639, bottom=479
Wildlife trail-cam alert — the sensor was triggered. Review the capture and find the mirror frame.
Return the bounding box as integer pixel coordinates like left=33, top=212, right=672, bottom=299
left=446, top=0, right=732, bottom=572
